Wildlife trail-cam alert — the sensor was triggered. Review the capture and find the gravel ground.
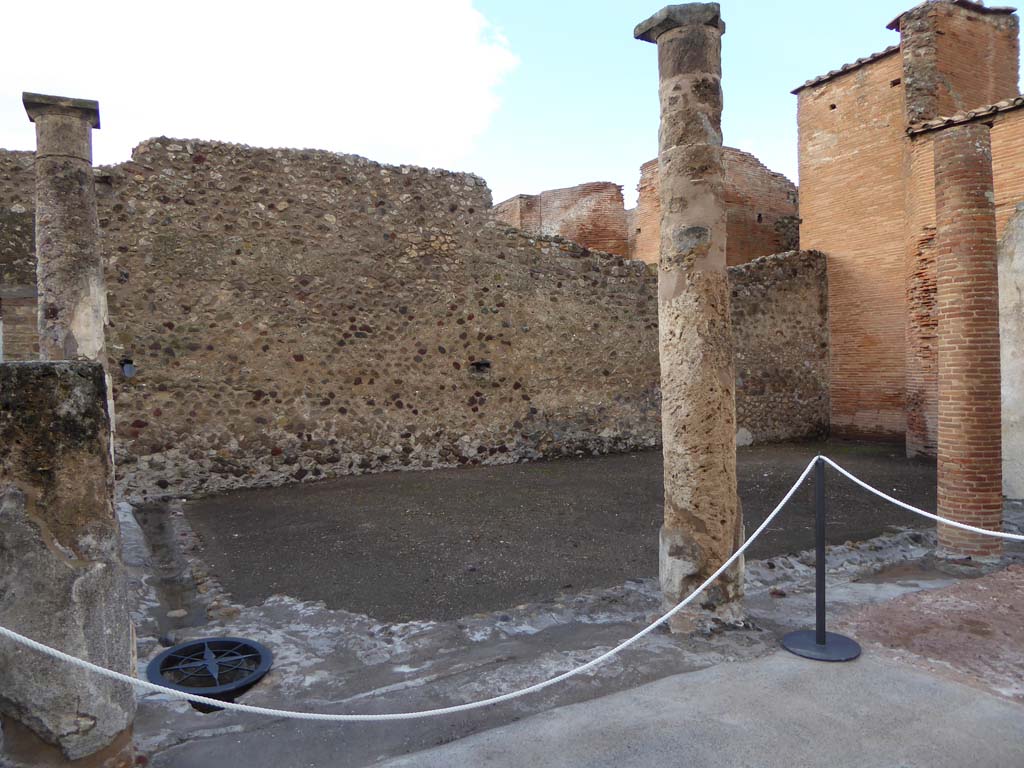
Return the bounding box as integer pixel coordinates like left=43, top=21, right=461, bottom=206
left=183, top=440, right=936, bottom=622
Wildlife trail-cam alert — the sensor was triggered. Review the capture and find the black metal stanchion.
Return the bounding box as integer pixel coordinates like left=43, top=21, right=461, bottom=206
left=781, top=457, right=861, bottom=662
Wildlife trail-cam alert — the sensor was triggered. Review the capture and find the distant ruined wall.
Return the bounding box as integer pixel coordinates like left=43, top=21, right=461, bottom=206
left=1, top=143, right=828, bottom=501
left=628, top=148, right=799, bottom=266
left=493, top=182, right=628, bottom=257
left=631, top=159, right=661, bottom=265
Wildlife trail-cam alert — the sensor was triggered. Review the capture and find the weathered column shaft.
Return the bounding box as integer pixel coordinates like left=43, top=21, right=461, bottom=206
left=23, top=93, right=107, bottom=363
left=0, top=362, right=135, bottom=763
left=933, top=123, right=1002, bottom=559
left=635, top=4, right=742, bottom=615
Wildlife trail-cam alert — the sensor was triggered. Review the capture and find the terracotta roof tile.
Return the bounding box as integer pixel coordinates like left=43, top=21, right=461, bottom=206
left=907, top=96, right=1024, bottom=134
left=791, top=45, right=901, bottom=95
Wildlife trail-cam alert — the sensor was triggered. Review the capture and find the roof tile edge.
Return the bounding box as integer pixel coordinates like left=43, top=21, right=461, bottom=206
left=791, top=45, right=901, bottom=95
left=907, top=96, right=1024, bottom=134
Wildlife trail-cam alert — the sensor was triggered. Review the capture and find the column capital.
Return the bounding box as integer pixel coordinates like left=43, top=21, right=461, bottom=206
left=634, top=3, right=724, bottom=44
left=23, top=92, right=100, bottom=129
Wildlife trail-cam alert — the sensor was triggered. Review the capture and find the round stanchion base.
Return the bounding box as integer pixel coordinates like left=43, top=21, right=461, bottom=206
left=782, top=630, right=861, bottom=662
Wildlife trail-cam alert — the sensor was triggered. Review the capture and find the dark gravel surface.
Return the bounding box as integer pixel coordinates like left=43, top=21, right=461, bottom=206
left=183, top=440, right=936, bottom=622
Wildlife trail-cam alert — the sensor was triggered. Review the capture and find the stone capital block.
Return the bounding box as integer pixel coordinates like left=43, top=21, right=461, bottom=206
left=23, top=93, right=100, bottom=162
left=634, top=3, right=724, bottom=44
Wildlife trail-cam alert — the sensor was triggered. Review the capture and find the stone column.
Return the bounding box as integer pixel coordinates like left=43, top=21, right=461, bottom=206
left=635, top=4, right=743, bottom=622
left=0, top=362, right=135, bottom=765
left=23, top=93, right=107, bottom=364
left=933, top=123, right=1002, bottom=559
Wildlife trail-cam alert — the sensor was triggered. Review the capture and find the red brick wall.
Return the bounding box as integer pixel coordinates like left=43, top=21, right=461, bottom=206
left=933, top=123, right=1003, bottom=557
left=904, top=137, right=939, bottom=456
left=722, top=148, right=800, bottom=266
left=992, top=108, right=1024, bottom=235
left=492, top=183, right=627, bottom=256
left=933, top=4, right=1019, bottom=116
left=628, top=149, right=798, bottom=266
left=899, top=1, right=1019, bottom=123
left=798, top=51, right=908, bottom=441
left=631, top=159, right=660, bottom=265
left=904, top=107, right=1024, bottom=457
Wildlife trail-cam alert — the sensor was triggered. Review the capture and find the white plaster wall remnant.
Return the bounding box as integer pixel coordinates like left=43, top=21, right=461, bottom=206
left=999, top=204, right=1024, bottom=500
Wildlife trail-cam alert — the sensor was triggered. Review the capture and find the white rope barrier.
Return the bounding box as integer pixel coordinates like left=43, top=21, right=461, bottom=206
left=0, top=454, right=1019, bottom=721
left=0, top=458, right=817, bottom=721
left=817, top=455, right=1024, bottom=542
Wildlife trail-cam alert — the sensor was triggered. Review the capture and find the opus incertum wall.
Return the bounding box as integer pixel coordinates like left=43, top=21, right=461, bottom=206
left=0, top=141, right=829, bottom=502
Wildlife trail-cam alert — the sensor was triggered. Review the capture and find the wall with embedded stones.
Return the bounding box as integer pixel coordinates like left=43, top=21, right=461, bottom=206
left=2, top=141, right=662, bottom=501
left=1, top=143, right=828, bottom=501
left=732, top=250, right=829, bottom=445
left=0, top=151, right=37, bottom=362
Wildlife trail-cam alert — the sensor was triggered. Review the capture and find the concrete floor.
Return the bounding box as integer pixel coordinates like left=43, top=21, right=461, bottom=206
left=373, top=652, right=1024, bottom=768
left=128, top=525, right=1024, bottom=768
left=183, top=440, right=936, bottom=621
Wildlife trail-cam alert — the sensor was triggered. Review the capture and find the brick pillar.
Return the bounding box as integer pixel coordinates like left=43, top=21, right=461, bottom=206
left=635, top=4, right=743, bottom=625
left=23, top=93, right=107, bottom=364
left=933, top=123, right=1002, bottom=559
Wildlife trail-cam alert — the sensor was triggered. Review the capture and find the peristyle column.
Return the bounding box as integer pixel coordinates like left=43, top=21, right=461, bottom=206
left=23, top=92, right=107, bottom=363
left=635, top=4, right=743, bottom=622
left=933, top=122, right=1003, bottom=559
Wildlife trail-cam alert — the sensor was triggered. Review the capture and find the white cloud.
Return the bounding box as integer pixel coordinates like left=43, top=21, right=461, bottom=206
left=0, top=0, right=518, bottom=169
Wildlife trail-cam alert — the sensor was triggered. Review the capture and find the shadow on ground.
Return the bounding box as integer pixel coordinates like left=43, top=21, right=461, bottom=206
left=181, top=440, right=935, bottom=622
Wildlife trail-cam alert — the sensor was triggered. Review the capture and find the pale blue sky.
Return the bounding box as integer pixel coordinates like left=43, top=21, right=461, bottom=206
left=469, top=0, right=1022, bottom=204
left=1, top=1, right=1021, bottom=207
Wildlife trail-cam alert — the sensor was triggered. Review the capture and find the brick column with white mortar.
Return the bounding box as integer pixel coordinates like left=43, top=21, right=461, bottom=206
left=933, top=122, right=1003, bottom=559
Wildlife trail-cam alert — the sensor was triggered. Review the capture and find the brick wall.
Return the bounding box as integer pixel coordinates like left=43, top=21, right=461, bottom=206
left=903, top=106, right=1024, bottom=458
left=799, top=0, right=1021, bottom=449
left=992, top=108, right=1024, bottom=235
left=797, top=50, right=908, bottom=441
left=492, top=182, right=628, bottom=256
left=904, top=136, right=939, bottom=456
left=898, top=0, right=1019, bottom=123
left=628, top=149, right=799, bottom=267
left=722, top=148, right=801, bottom=266
left=933, top=123, right=1002, bottom=557
left=630, top=159, right=660, bottom=265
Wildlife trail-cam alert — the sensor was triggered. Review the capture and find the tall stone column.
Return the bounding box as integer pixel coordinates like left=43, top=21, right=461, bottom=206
left=23, top=93, right=107, bottom=364
left=933, top=123, right=1002, bottom=559
left=635, top=4, right=742, bottom=621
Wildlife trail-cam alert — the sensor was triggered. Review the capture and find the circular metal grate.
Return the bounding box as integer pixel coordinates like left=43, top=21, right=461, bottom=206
left=147, top=637, right=272, bottom=711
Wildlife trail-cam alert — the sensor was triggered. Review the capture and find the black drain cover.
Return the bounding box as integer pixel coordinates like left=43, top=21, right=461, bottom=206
left=147, top=637, right=273, bottom=712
